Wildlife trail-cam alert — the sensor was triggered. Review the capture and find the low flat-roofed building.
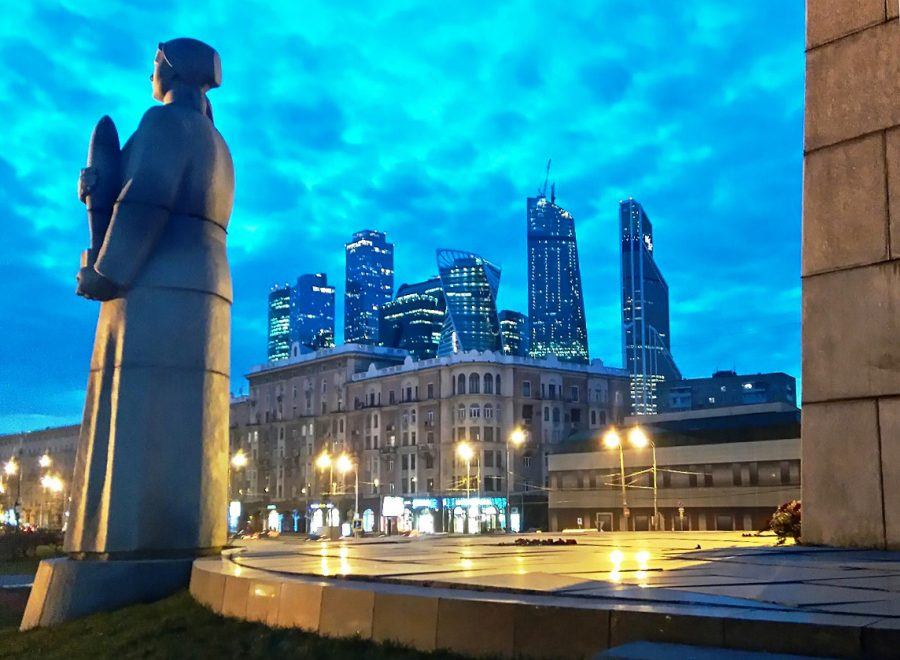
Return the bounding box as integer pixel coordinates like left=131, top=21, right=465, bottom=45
left=658, top=370, right=797, bottom=413
left=548, top=402, right=800, bottom=532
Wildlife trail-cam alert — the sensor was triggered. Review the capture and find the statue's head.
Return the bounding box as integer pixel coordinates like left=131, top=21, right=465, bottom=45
left=151, top=38, right=222, bottom=103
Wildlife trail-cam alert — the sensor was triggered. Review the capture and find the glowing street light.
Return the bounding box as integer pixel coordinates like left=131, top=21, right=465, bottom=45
left=316, top=451, right=332, bottom=470
left=506, top=428, right=526, bottom=532
left=40, top=474, right=63, bottom=493
left=231, top=450, right=249, bottom=469
left=335, top=453, right=353, bottom=475
left=4, top=459, right=18, bottom=476
left=628, top=427, right=650, bottom=449
left=602, top=429, right=621, bottom=449
left=39, top=454, right=51, bottom=469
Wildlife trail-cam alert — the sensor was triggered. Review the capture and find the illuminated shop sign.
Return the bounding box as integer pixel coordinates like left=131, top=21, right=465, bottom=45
left=382, top=496, right=404, bottom=517
left=408, top=498, right=439, bottom=509
left=442, top=497, right=507, bottom=509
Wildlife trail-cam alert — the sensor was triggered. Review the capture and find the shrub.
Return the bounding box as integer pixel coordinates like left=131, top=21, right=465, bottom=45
left=769, top=500, right=801, bottom=545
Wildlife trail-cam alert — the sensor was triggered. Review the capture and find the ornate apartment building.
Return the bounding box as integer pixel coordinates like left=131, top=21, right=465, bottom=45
left=231, top=344, right=628, bottom=533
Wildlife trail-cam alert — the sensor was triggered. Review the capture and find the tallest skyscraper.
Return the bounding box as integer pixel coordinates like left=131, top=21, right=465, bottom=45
left=527, top=182, right=589, bottom=363
left=620, top=198, right=680, bottom=414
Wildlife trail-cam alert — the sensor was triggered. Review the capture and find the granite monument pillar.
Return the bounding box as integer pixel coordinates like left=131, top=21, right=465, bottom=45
left=22, top=37, right=235, bottom=628
left=801, top=2, right=899, bottom=548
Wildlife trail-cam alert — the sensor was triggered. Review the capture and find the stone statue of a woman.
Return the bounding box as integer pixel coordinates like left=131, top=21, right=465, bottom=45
left=68, top=37, right=234, bottom=557
left=23, top=37, right=235, bottom=630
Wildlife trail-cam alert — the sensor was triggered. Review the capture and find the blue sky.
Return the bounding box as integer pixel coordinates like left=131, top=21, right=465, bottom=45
left=0, top=1, right=804, bottom=433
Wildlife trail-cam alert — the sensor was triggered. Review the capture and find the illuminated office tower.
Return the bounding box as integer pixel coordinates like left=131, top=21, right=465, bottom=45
left=436, top=249, right=502, bottom=356
left=267, top=284, right=292, bottom=362
left=620, top=198, right=680, bottom=414
left=499, top=310, right=529, bottom=357
left=379, top=277, right=446, bottom=361
left=345, top=230, right=394, bottom=345
left=527, top=185, right=589, bottom=363
left=292, top=273, right=335, bottom=351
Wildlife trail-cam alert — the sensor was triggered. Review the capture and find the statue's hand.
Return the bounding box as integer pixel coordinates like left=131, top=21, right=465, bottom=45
left=78, top=167, right=98, bottom=204
left=76, top=267, right=119, bottom=301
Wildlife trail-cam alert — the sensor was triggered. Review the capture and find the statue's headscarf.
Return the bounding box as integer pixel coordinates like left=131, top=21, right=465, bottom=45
left=157, top=38, right=221, bottom=121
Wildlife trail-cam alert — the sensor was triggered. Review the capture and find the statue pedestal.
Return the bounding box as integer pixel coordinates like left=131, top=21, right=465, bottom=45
left=20, top=556, right=194, bottom=630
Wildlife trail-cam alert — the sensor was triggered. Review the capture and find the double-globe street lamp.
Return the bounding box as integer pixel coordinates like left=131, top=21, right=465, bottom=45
left=506, top=428, right=526, bottom=533
left=39, top=473, right=64, bottom=529
left=317, top=451, right=358, bottom=530
left=602, top=426, right=659, bottom=531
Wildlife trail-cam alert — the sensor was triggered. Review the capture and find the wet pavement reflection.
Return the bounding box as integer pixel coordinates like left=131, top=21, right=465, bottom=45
left=232, top=531, right=900, bottom=619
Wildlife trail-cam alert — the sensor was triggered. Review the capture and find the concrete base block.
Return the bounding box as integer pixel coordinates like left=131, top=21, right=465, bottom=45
left=20, top=556, right=193, bottom=630
left=319, top=586, right=375, bottom=639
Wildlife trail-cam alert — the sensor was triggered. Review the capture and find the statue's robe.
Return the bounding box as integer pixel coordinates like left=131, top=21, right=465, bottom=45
left=65, top=100, right=234, bottom=556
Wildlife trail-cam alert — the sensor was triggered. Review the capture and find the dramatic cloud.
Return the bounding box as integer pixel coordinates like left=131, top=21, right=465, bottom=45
left=0, top=1, right=804, bottom=433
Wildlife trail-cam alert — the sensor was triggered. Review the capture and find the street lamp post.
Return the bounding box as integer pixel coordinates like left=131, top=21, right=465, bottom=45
left=38, top=454, right=51, bottom=528
left=602, top=429, right=628, bottom=530
left=506, top=428, right=525, bottom=533
left=39, top=474, right=63, bottom=529
left=628, top=427, right=660, bottom=530
left=336, top=453, right=357, bottom=529
left=456, top=442, right=474, bottom=534
left=230, top=450, right=249, bottom=533
left=4, top=456, right=20, bottom=527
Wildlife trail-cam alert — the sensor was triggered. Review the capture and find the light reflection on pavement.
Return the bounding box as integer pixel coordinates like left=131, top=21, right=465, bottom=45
left=230, top=531, right=900, bottom=618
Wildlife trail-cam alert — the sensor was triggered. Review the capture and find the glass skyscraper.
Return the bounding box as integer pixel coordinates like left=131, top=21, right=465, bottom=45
left=379, top=277, right=446, bottom=361
left=499, top=310, right=529, bottom=357
left=292, top=273, right=335, bottom=352
left=527, top=192, right=589, bottom=363
left=436, top=249, right=502, bottom=356
left=267, top=284, right=292, bottom=362
left=620, top=198, right=681, bottom=414
left=344, top=230, right=394, bottom=345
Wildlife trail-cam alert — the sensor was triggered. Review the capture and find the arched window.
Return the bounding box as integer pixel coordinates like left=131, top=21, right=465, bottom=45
left=457, top=374, right=466, bottom=395
left=591, top=410, right=597, bottom=425
left=552, top=407, right=560, bottom=423
left=373, top=414, right=379, bottom=429
left=469, top=404, right=481, bottom=418
left=456, top=404, right=466, bottom=422
left=483, top=374, right=493, bottom=394
left=484, top=403, right=494, bottom=419
left=495, top=374, right=502, bottom=395
left=469, top=373, right=480, bottom=394
left=402, top=412, right=409, bottom=428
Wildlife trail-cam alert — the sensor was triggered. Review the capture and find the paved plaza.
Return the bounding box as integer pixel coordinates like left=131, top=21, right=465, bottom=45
left=232, top=531, right=900, bottom=622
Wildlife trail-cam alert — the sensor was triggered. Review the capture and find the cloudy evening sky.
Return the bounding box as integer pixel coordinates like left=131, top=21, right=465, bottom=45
left=0, top=1, right=804, bottom=433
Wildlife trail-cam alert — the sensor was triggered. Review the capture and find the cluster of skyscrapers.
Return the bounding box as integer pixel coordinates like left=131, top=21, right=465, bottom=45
left=267, top=173, right=685, bottom=415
